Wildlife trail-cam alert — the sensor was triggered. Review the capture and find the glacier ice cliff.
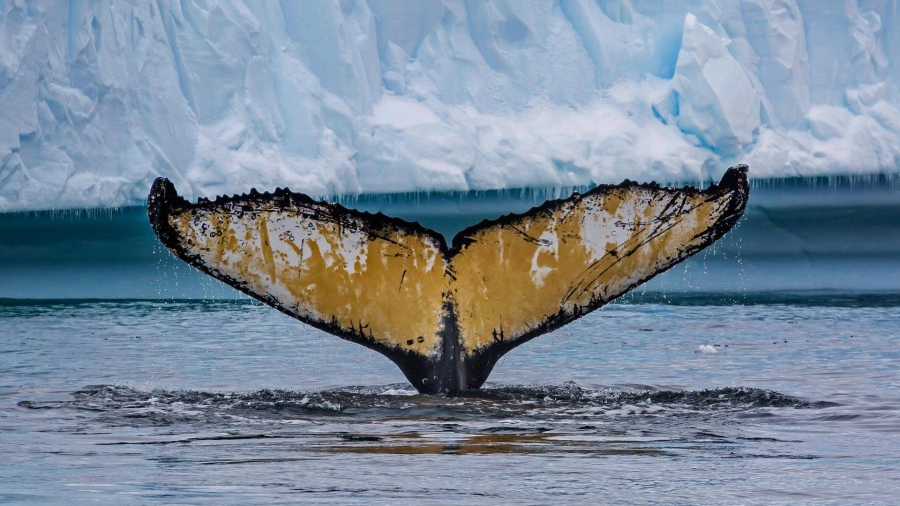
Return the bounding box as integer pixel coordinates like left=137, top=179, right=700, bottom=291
left=2, top=0, right=900, bottom=210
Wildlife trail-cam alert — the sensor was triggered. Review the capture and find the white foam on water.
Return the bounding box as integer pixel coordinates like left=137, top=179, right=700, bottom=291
left=696, top=344, right=720, bottom=354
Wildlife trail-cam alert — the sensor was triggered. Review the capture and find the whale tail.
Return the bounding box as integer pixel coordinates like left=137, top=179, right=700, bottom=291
left=148, top=166, right=749, bottom=394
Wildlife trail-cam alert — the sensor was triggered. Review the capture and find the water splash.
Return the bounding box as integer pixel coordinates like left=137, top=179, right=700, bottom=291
left=18, top=383, right=831, bottom=427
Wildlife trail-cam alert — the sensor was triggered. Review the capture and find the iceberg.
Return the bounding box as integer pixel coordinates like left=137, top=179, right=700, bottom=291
left=1, top=0, right=899, bottom=211
left=670, top=13, right=761, bottom=155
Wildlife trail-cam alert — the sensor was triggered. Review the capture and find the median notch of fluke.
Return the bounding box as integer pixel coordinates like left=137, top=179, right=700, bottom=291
left=148, top=165, right=749, bottom=394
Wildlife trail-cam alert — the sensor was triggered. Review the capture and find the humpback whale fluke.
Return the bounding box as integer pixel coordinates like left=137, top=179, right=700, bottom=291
left=148, top=165, right=749, bottom=394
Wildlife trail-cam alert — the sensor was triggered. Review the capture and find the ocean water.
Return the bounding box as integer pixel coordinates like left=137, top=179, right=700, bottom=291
left=2, top=295, right=899, bottom=504
left=2, top=180, right=899, bottom=503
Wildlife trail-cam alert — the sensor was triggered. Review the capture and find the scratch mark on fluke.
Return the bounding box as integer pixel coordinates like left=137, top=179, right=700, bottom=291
left=148, top=165, right=749, bottom=394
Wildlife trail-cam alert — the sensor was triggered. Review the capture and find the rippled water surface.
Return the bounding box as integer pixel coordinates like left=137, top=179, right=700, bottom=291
left=2, top=295, right=900, bottom=504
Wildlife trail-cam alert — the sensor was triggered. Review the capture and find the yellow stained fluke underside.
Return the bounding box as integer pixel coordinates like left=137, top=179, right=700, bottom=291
left=161, top=176, right=743, bottom=362
left=450, top=186, right=727, bottom=352
left=168, top=201, right=447, bottom=356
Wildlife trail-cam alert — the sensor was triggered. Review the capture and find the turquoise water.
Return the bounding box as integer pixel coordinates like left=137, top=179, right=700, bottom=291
left=2, top=179, right=899, bottom=298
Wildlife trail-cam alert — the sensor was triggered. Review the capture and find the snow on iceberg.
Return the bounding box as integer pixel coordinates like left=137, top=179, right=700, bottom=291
left=1, top=0, right=900, bottom=211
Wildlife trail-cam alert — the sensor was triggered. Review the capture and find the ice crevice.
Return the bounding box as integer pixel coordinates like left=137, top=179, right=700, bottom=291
left=2, top=0, right=900, bottom=211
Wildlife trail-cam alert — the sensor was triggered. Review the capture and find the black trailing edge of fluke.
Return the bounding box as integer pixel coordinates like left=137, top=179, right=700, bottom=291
left=149, top=165, right=749, bottom=394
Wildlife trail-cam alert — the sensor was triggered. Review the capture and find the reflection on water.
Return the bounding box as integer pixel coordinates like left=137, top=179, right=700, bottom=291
left=2, top=297, right=900, bottom=503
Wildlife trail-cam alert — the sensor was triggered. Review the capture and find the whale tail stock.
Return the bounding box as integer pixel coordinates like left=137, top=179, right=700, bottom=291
left=148, top=166, right=749, bottom=394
